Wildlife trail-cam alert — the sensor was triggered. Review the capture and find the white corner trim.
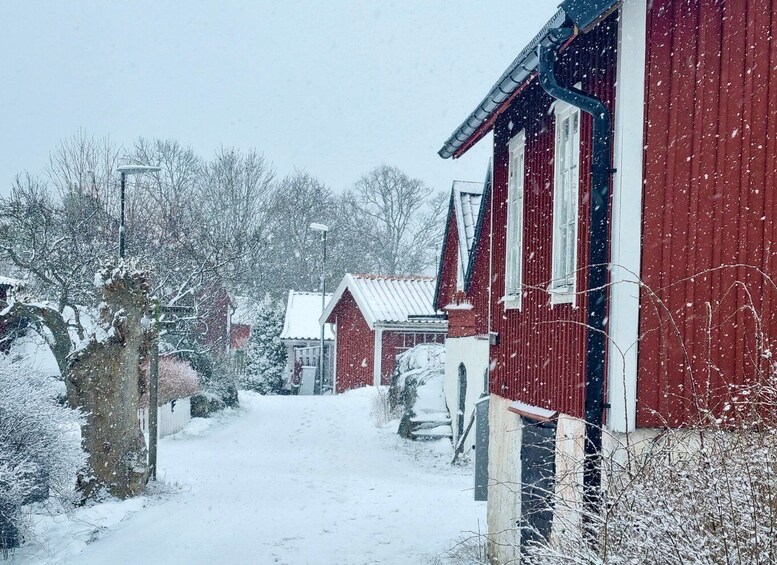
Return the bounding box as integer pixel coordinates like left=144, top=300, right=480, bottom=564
left=373, top=327, right=384, bottom=387
left=608, top=0, right=647, bottom=433
left=332, top=315, right=338, bottom=394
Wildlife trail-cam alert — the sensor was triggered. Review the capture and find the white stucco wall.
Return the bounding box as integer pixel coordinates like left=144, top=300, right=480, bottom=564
left=444, top=336, right=489, bottom=453
left=486, top=394, right=670, bottom=561
left=486, top=394, right=522, bottom=564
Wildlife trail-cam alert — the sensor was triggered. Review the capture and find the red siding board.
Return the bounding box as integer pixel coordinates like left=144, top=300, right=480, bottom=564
left=381, top=331, right=404, bottom=385
left=439, top=189, right=491, bottom=339
left=638, top=0, right=777, bottom=427
left=332, top=290, right=374, bottom=393
left=487, top=18, right=618, bottom=420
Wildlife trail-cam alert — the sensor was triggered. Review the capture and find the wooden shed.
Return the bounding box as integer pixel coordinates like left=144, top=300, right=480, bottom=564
left=322, top=274, right=447, bottom=393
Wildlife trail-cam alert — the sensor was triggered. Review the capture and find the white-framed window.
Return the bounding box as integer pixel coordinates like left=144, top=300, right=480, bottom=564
left=550, top=100, right=581, bottom=305
left=504, top=129, right=526, bottom=310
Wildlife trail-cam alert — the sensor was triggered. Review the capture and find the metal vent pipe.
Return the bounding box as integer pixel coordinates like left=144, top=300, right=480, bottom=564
left=538, top=25, right=613, bottom=537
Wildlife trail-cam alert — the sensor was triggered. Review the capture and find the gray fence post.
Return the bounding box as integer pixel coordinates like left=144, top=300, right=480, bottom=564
left=474, top=396, right=490, bottom=501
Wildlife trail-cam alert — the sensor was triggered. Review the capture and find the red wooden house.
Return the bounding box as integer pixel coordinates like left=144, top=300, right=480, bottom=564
left=433, top=179, right=491, bottom=452
left=321, top=274, right=447, bottom=393
left=228, top=296, right=257, bottom=351
left=438, top=0, right=777, bottom=558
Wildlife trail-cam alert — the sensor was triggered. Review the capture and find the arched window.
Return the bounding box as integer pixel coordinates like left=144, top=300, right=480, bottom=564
left=457, top=363, right=467, bottom=439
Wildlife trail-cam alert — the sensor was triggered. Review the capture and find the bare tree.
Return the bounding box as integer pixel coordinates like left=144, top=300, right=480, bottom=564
left=347, top=165, right=446, bottom=275
left=0, top=174, right=108, bottom=345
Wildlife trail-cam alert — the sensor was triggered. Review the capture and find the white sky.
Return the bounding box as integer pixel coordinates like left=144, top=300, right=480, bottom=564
left=0, top=2, right=557, bottom=196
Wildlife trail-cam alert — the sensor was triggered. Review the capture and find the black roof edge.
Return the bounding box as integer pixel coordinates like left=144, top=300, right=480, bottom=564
left=561, top=0, right=620, bottom=32
left=438, top=9, right=568, bottom=160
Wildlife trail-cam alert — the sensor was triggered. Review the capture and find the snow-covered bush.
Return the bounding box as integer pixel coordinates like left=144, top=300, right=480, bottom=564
left=390, top=344, right=447, bottom=438
left=179, top=348, right=239, bottom=409
left=518, top=339, right=777, bottom=564
left=0, top=354, right=84, bottom=551
left=240, top=298, right=287, bottom=395
left=391, top=343, right=446, bottom=414
left=140, top=357, right=199, bottom=406
left=523, top=424, right=777, bottom=565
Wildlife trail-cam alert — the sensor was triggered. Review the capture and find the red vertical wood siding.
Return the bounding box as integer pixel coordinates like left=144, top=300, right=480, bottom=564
left=199, top=286, right=230, bottom=353
left=436, top=206, right=460, bottom=311
left=488, top=17, right=618, bottom=419
left=331, top=290, right=374, bottom=393
left=638, top=0, right=777, bottom=427
left=437, top=204, right=487, bottom=338
left=382, top=331, right=405, bottom=385
left=466, top=197, right=494, bottom=338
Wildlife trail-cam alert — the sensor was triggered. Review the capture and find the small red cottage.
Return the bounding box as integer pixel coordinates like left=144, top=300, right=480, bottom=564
left=438, top=0, right=777, bottom=559
left=229, top=295, right=264, bottom=351
left=321, top=274, right=447, bottom=393
left=433, top=179, right=490, bottom=452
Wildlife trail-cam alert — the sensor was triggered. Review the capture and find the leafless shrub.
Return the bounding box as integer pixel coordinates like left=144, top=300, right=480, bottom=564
left=370, top=387, right=400, bottom=428
left=520, top=267, right=777, bottom=564
left=140, top=357, right=199, bottom=407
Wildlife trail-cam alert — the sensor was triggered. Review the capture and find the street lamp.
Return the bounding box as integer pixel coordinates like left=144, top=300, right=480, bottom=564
left=117, top=165, right=161, bottom=259
left=116, top=164, right=161, bottom=480
left=310, top=222, right=329, bottom=394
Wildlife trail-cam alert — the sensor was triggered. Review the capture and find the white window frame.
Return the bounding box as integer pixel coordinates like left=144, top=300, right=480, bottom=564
left=550, top=99, right=581, bottom=306
left=504, top=129, right=526, bottom=310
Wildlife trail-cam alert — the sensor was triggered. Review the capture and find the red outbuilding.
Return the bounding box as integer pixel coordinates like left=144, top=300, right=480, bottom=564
left=433, top=179, right=491, bottom=453
left=438, top=0, right=777, bottom=559
left=321, top=274, right=447, bottom=393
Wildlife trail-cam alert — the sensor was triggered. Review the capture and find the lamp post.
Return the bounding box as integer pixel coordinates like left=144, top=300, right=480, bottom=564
left=310, top=222, right=329, bottom=394
left=117, top=165, right=161, bottom=259
left=116, top=165, right=160, bottom=478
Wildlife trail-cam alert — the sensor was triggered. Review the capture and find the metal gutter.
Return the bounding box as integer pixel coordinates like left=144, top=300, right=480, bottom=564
left=438, top=9, right=567, bottom=160
left=561, top=0, right=620, bottom=32
left=538, top=26, right=613, bottom=538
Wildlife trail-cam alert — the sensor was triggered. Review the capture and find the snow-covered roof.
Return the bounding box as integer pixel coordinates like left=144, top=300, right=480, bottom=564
left=322, top=274, right=445, bottom=330
left=452, top=180, right=485, bottom=276
left=231, top=295, right=261, bottom=326
left=281, top=290, right=334, bottom=341
left=0, top=275, right=24, bottom=288
left=433, top=167, right=492, bottom=310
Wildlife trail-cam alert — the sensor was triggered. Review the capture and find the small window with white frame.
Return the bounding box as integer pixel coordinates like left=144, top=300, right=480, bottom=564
left=550, top=100, right=581, bottom=305
left=504, top=129, right=526, bottom=309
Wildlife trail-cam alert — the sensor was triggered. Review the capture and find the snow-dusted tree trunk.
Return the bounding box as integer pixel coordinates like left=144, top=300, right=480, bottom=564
left=66, top=260, right=152, bottom=499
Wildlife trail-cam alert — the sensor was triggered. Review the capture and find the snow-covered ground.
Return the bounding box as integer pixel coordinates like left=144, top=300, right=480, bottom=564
left=12, top=389, right=486, bottom=564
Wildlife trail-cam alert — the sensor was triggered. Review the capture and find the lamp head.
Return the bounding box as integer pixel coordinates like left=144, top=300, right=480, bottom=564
left=117, top=165, right=162, bottom=175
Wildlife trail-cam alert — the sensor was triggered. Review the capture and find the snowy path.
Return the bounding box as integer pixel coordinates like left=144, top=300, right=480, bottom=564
left=16, top=389, right=485, bottom=565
